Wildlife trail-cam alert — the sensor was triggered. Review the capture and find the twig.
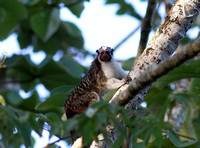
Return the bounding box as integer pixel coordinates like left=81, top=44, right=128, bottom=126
left=44, top=136, right=72, bottom=148
left=110, top=37, right=200, bottom=106
left=114, top=25, right=140, bottom=51
left=136, top=0, right=157, bottom=59
left=0, top=54, right=7, bottom=68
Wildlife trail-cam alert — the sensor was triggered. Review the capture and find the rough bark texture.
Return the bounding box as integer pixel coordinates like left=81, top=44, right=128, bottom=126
left=110, top=37, right=200, bottom=106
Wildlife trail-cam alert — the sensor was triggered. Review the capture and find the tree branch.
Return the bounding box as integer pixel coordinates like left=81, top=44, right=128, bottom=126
left=136, top=0, right=157, bottom=58
left=110, top=37, right=200, bottom=106
left=112, top=0, right=200, bottom=110
left=164, top=0, right=172, bottom=14
left=44, top=136, right=71, bottom=148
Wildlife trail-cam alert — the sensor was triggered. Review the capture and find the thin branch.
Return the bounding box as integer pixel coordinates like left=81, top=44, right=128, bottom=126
left=114, top=25, right=140, bottom=51
left=44, top=136, right=72, bottom=148
left=136, top=0, right=157, bottom=58
left=110, top=37, right=200, bottom=106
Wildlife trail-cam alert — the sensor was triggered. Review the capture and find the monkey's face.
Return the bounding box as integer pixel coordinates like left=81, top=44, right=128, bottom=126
left=96, top=46, right=114, bottom=62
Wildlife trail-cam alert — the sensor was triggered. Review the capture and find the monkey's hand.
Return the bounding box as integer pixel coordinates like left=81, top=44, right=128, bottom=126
left=124, top=75, right=132, bottom=84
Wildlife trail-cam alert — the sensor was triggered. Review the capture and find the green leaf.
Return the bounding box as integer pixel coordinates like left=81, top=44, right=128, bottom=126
left=18, top=91, right=40, bottom=112
left=55, top=21, right=84, bottom=49
left=105, top=0, right=142, bottom=20
left=121, top=57, right=135, bottom=71
left=59, top=57, right=84, bottom=78
left=168, top=93, right=190, bottom=106
left=0, top=0, right=27, bottom=40
left=145, top=87, right=172, bottom=108
left=38, top=57, right=81, bottom=90
left=63, top=0, right=84, bottom=17
left=18, top=0, right=40, bottom=5
left=5, top=55, right=39, bottom=92
left=189, top=78, right=200, bottom=96
left=33, top=35, right=61, bottom=55
left=29, top=114, right=45, bottom=136
left=158, top=98, right=169, bottom=120
left=50, top=85, right=75, bottom=95
left=156, top=60, right=200, bottom=88
left=0, top=106, right=32, bottom=146
left=0, top=94, right=6, bottom=106
left=153, top=123, right=163, bottom=148
left=193, top=114, right=200, bottom=139
left=0, top=0, right=27, bottom=19
left=0, top=7, right=6, bottom=22
left=33, top=21, right=84, bottom=53
left=17, top=31, right=32, bottom=49
left=36, top=93, right=68, bottom=110
left=168, top=130, right=197, bottom=147
left=30, top=8, right=60, bottom=41
left=6, top=90, right=22, bottom=106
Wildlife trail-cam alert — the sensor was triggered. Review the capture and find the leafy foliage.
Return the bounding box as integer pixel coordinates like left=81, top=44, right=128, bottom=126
left=0, top=0, right=200, bottom=147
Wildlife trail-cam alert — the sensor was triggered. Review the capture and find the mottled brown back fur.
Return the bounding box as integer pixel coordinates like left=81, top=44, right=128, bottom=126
left=65, top=57, right=107, bottom=118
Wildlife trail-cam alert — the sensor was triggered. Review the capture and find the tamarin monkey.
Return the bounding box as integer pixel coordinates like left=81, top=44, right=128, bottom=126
left=65, top=46, right=131, bottom=119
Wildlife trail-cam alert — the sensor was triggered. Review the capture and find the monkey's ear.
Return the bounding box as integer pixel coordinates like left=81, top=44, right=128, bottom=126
left=96, top=50, right=99, bottom=54
left=111, top=49, right=114, bottom=55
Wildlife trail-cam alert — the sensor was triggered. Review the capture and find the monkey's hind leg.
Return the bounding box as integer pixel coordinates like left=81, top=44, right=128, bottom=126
left=68, top=91, right=100, bottom=115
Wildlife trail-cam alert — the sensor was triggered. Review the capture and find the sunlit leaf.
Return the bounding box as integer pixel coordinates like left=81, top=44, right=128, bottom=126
left=168, top=130, right=197, bottom=147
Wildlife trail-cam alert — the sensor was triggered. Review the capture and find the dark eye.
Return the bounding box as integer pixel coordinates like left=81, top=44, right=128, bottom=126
left=111, top=49, right=114, bottom=55
left=96, top=50, right=99, bottom=54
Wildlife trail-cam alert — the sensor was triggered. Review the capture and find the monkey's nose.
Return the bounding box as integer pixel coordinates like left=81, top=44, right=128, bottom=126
left=100, top=52, right=111, bottom=61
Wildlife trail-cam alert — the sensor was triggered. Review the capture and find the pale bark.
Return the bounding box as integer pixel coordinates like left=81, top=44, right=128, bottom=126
left=111, top=37, right=200, bottom=106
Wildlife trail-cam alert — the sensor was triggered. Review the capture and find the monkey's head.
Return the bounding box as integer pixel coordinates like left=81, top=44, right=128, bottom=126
left=96, top=46, right=114, bottom=62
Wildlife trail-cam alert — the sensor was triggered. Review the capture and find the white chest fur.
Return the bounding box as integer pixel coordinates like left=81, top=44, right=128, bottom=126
left=101, top=60, right=126, bottom=79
